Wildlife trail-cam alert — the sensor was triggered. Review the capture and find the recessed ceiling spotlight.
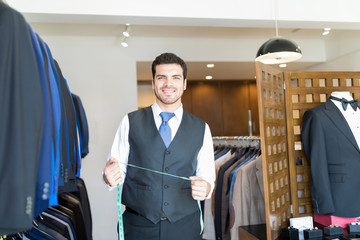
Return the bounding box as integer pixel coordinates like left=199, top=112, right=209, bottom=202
left=324, top=27, right=331, bottom=31
left=205, top=76, right=213, bottom=80
left=207, top=64, right=215, bottom=68
left=279, top=63, right=287, bottom=68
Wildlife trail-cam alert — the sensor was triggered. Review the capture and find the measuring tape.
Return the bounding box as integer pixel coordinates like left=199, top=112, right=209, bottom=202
left=116, top=163, right=204, bottom=240
left=117, top=184, right=124, bottom=240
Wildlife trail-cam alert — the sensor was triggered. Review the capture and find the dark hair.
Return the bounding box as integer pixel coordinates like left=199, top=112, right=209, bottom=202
left=151, top=52, right=187, bottom=79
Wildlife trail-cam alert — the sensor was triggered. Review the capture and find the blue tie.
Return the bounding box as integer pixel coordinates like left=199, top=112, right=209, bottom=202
left=159, top=112, right=175, bottom=148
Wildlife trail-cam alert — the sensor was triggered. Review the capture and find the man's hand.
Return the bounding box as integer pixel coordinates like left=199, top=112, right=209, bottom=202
left=103, top=157, right=122, bottom=187
left=189, top=176, right=211, bottom=201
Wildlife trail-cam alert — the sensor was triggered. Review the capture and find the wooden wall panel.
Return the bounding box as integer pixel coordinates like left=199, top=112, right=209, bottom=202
left=184, top=80, right=259, bottom=137
left=140, top=80, right=261, bottom=137
left=222, top=81, right=250, bottom=136
left=188, top=82, right=224, bottom=136
left=249, top=82, right=260, bottom=136
left=284, top=72, right=360, bottom=218
left=182, top=84, right=193, bottom=113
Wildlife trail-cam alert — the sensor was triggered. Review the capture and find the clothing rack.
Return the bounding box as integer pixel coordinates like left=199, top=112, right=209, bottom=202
left=212, top=136, right=261, bottom=148
left=0, top=3, right=91, bottom=238
left=205, top=136, right=263, bottom=240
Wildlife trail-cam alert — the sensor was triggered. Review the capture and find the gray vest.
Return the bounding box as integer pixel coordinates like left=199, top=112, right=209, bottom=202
left=122, top=106, right=205, bottom=224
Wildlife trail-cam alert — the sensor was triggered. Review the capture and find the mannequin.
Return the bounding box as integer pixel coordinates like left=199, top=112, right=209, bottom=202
left=331, top=91, right=353, bottom=100
left=301, top=91, right=360, bottom=226
left=329, top=91, right=360, bottom=149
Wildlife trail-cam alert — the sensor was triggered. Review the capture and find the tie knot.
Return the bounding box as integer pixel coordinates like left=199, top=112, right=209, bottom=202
left=160, top=112, right=175, bottom=123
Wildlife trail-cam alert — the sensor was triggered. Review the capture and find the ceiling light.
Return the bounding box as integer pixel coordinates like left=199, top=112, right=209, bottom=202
left=322, top=28, right=331, bottom=36
left=122, top=24, right=131, bottom=37
left=279, top=63, right=287, bottom=68
left=121, top=37, right=129, bottom=47
left=205, top=76, right=213, bottom=80
left=255, top=0, right=302, bottom=64
left=207, top=64, right=215, bottom=68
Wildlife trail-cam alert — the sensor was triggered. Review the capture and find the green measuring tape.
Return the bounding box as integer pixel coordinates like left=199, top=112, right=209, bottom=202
left=116, top=163, right=204, bottom=240
left=117, top=184, right=124, bottom=240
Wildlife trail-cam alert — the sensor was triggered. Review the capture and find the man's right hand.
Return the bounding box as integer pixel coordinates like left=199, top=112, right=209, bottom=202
left=103, top=157, right=122, bottom=187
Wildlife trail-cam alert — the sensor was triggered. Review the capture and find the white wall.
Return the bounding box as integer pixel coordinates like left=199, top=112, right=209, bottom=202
left=31, top=24, right=138, bottom=240
left=303, top=30, right=360, bottom=72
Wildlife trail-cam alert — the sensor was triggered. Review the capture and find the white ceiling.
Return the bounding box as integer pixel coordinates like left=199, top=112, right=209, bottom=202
left=16, top=0, right=360, bottom=82
left=132, top=26, right=338, bottom=81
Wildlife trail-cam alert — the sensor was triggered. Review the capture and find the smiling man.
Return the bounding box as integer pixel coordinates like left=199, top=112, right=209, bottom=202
left=103, top=52, right=216, bottom=240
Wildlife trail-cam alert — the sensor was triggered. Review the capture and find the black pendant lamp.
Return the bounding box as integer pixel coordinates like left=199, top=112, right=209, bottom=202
left=255, top=0, right=302, bottom=64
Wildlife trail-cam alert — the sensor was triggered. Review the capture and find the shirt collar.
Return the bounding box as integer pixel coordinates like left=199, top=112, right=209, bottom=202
left=151, top=101, right=183, bottom=121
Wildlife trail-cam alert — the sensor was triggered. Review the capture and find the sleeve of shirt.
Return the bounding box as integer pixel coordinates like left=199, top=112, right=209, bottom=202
left=103, top=114, right=130, bottom=191
left=196, top=123, right=215, bottom=199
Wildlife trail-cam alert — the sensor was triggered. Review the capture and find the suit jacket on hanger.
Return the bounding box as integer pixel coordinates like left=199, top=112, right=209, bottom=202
left=302, top=99, right=360, bottom=217
left=0, top=2, right=44, bottom=235
left=229, top=156, right=265, bottom=240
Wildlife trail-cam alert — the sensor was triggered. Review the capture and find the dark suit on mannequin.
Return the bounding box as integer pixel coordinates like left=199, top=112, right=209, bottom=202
left=301, top=98, right=360, bottom=217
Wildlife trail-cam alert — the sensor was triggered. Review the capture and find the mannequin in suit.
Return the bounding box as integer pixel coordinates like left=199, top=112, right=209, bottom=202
left=301, top=91, right=360, bottom=218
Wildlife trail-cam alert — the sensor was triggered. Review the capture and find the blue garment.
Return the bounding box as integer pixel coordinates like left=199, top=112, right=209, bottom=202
left=52, top=58, right=79, bottom=192
left=0, top=3, right=44, bottom=234
left=36, top=35, right=62, bottom=207
left=72, top=94, right=90, bottom=176
left=44, top=208, right=77, bottom=240
left=214, top=152, right=241, bottom=240
left=72, top=94, right=89, bottom=158
left=28, top=228, right=56, bottom=240
left=215, top=148, right=230, bottom=160
left=28, top=24, right=54, bottom=218
left=228, top=148, right=260, bottom=212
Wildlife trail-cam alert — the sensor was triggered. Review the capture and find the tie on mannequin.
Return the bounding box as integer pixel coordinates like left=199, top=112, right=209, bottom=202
left=330, top=96, right=359, bottom=111
left=159, top=112, right=175, bottom=148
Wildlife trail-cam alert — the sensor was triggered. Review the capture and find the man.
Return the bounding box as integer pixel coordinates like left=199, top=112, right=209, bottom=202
left=103, top=52, right=216, bottom=240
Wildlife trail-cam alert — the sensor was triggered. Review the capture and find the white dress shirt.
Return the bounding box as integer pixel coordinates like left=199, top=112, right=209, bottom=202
left=107, top=101, right=216, bottom=198
left=330, top=92, right=360, bottom=149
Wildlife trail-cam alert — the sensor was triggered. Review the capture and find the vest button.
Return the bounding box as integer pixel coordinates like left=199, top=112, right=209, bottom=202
left=165, top=150, right=170, bottom=155
left=164, top=202, right=169, bottom=206
left=165, top=167, right=169, bottom=171
left=164, top=185, right=169, bottom=189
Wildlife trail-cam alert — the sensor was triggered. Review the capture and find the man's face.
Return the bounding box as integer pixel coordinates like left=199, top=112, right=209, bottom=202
left=152, top=63, right=187, bottom=108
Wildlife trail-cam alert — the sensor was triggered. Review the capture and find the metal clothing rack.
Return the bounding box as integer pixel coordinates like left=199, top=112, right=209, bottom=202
left=212, top=136, right=261, bottom=148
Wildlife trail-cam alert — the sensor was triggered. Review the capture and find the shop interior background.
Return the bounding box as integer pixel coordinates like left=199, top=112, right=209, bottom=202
left=5, top=0, right=360, bottom=239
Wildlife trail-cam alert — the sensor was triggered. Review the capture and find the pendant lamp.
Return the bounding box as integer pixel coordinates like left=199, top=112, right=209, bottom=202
left=255, top=0, right=302, bottom=64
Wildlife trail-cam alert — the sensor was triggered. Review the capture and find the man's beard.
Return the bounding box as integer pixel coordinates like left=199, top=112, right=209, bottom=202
left=154, top=89, right=183, bottom=105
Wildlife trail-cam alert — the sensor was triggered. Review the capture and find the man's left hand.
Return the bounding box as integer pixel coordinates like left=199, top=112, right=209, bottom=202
left=189, top=176, right=210, bottom=201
